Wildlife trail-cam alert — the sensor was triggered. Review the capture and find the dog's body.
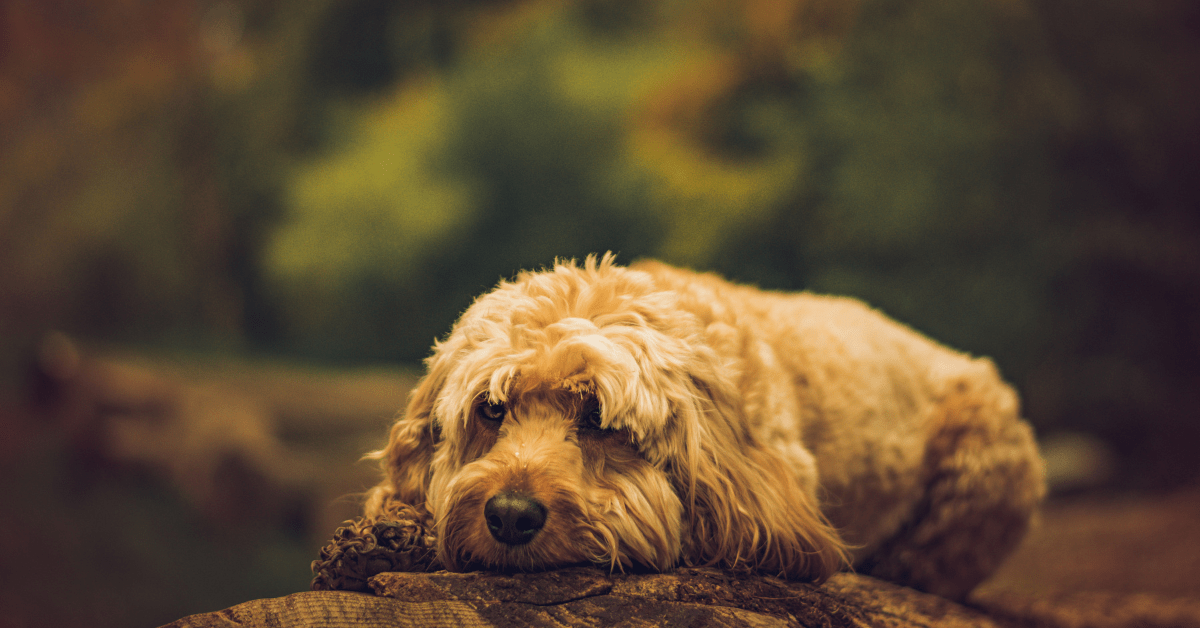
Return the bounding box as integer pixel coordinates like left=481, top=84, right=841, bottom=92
left=366, top=255, right=1044, bottom=599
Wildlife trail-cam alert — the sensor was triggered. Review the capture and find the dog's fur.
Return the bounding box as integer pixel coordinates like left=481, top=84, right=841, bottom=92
left=365, top=254, right=1044, bottom=599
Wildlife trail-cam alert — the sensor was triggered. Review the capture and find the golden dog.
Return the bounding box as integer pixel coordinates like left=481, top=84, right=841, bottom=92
left=365, top=254, right=1044, bottom=599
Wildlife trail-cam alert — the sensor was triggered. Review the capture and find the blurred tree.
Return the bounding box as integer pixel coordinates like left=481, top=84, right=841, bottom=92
left=708, top=0, right=1073, bottom=380
left=264, top=4, right=667, bottom=360
left=2, top=0, right=1197, bottom=486
left=283, top=0, right=1198, bottom=486
left=0, top=0, right=216, bottom=391
left=261, top=0, right=862, bottom=360
left=1024, top=0, right=1200, bottom=488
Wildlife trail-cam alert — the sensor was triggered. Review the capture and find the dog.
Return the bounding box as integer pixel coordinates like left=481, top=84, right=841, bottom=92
left=364, top=254, right=1044, bottom=599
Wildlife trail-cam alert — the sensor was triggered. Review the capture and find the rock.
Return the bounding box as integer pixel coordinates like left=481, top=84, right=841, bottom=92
left=163, top=568, right=999, bottom=628
left=163, top=566, right=1200, bottom=628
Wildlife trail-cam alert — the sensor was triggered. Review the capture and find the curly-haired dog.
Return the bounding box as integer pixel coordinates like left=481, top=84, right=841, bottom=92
left=365, top=254, right=1044, bottom=599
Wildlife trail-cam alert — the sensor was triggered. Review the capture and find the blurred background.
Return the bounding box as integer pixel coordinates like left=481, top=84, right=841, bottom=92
left=1, top=0, right=1198, bottom=625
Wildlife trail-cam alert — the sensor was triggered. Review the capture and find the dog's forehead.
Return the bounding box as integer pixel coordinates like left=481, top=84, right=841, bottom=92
left=433, top=262, right=698, bottom=438
left=478, top=323, right=627, bottom=401
left=466, top=262, right=669, bottom=326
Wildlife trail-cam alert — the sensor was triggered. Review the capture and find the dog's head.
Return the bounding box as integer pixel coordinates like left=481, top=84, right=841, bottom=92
left=366, top=254, right=846, bottom=579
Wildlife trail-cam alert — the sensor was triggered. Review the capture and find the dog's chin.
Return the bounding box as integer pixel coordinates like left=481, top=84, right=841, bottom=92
left=436, top=511, right=686, bottom=574
left=433, top=485, right=679, bottom=573
left=438, top=539, right=600, bottom=573
left=432, top=481, right=609, bottom=572
left=435, top=507, right=610, bottom=572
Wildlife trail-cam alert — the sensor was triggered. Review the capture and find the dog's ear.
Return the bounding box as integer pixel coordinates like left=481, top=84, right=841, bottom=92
left=363, top=363, right=444, bottom=518
left=674, top=374, right=850, bottom=582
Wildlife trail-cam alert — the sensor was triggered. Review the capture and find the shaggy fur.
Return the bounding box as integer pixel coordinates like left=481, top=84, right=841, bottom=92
left=364, top=254, right=1045, bottom=599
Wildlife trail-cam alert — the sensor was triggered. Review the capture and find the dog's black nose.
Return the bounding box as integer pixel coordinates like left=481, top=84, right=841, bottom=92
left=484, top=491, right=546, bottom=546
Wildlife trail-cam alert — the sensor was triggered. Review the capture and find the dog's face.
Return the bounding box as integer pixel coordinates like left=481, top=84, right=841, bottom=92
left=369, top=255, right=846, bottom=579
left=421, top=258, right=696, bottom=572
left=432, top=388, right=682, bottom=571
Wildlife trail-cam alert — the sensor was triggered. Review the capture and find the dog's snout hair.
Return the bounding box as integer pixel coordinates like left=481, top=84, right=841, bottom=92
left=365, top=254, right=1044, bottom=599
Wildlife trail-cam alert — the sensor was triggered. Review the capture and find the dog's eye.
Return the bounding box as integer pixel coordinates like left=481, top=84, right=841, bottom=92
left=579, top=400, right=608, bottom=433
left=478, top=401, right=506, bottom=423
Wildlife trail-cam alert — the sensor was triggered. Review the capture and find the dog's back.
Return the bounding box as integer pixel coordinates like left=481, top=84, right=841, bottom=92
left=634, top=259, right=1045, bottom=599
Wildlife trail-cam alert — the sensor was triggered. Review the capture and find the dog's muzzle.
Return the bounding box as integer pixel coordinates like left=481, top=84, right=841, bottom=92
left=484, top=491, right=546, bottom=545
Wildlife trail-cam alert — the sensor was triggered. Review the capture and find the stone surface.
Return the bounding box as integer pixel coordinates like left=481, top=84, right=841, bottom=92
left=165, top=565, right=1200, bottom=628
left=164, top=569, right=1001, bottom=628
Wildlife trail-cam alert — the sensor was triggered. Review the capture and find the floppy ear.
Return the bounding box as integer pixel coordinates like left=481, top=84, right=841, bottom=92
left=674, top=373, right=850, bottom=582
left=363, top=364, right=443, bottom=519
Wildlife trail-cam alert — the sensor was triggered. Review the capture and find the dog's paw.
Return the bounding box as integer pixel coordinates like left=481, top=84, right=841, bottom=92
left=311, top=500, right=440, bottom=591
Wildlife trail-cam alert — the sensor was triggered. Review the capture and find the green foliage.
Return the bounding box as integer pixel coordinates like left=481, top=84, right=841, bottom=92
left=264, top=0, right=1065, bottom=369
left=263, top=6, right=677, bottom=359
left=712, top=0, right=1072, bottom=376
left=253, top=0, right=1200, bottom=485
left=7, top=0, right=1196, bottom=484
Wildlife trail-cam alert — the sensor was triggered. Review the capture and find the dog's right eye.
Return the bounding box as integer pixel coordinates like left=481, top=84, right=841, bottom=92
left=579, top=398, right=610, bottom=434
left=478, top=401, right=506, bottom=423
